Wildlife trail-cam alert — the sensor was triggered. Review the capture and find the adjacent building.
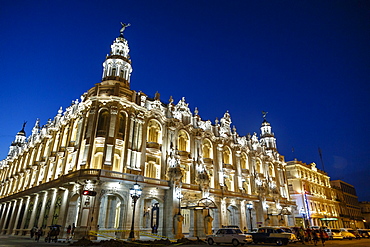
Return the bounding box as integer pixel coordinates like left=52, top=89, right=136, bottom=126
left=285, top=160, right=341, bottom=228
left=359, top=201, right=370, bottom=229
left=330, top=180, right=365, bottom=229
left=0, top=26, right=295, bottom=240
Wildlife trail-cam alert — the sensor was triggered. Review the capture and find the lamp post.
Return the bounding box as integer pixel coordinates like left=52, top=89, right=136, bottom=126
left=246, top=202, right=253, bottom=232
left=176, top=186, right=183, bottom=215
left=128, top=182, right=142, bottom=241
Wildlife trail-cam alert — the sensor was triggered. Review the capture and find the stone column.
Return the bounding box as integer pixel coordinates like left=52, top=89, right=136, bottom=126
left=235, top=151, right=242, bottom=191
left=87, top=183, right=104, bottom=240
left=19, top=197, right=31, bottom=233
left=216, top=144, right=224, bottom=187
left=28, top=194, right=40, bottom=230
left=162, top=184, right=176, bottom=239
left=240, top=200, right=246, bottom=231
left=57, top=188, right=70, bottom=236
left=97, top=195, right=107, bottom=228
left=6, top=200, right=18, bottom=234
left=10, top=198, right=23, bottom=235
left=189, top=209, right=195, bottom=237
left=46, top=189, right=58, bottom=227
left=0, top=202, right=10, bottom=231
left=195, top=210, right=205, bottom=238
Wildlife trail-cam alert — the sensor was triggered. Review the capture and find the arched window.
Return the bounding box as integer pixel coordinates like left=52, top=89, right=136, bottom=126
left=97, top=110, right=109, bottom=137
left=111, top=68, right=116, bottom=77
left=241, top=153, right=248, bottom=169
left=268, top=164, right=274, bottom=177
left=256, top=160, right=262, bottom=173
left=93, top=152, right=103, bottom=169
left=222, top=146, right=232, bottom=164
left=145, top=161, right=157, bottom=178
left=147, top=120, right=162, bottom=143
left=178, top=130, right=189, bottom=152
left=202, top=139, right=213, bottom=159
left=118, top=113, right=126, bottom=139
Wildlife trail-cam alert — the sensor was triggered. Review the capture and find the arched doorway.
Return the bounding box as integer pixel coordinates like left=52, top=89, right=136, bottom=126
left=226, top=205, right=240, bottom=227
left=142, top=198, right=161, bottom=234
left=98, top=193, right=126, bottom=231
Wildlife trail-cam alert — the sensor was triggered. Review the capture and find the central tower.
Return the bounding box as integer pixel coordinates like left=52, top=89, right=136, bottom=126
left=101, top=23, right=133, bottom=89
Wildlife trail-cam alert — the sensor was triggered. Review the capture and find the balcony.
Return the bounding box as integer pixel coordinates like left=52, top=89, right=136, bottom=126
left=146, top=142, right=161, bottom=150
left=223, top=163, right=234, bottom=170
left=203, top=158, right=213, bottom=164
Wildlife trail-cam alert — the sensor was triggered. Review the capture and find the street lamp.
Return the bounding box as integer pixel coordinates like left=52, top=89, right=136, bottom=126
left=246, top=202, right=253, bottom=232
left=176, top=186, right=183, bottom=215
left=128, top=182, right=142, bottom=241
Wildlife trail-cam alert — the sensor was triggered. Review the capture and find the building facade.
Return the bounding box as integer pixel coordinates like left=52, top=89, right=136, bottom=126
left=330, top=180, right=365, bottom=229
left=285, top=160, right=341, bottom=228
left=359, top=201, right=370, bottom=229
left=0, top=27, right=295, bottom=239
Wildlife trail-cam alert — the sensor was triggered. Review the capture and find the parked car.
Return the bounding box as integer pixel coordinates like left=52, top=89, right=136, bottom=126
left=358, top=229, right=370, bottom=238
left=339, top=228, right=356, bottom=239
left=346, top=229, right=361, bottom=239
left=207, top=227, right=253, bottom=246
left=248, top=227, right=296, bottom=246
left=325, top=228, right=344, bottom=240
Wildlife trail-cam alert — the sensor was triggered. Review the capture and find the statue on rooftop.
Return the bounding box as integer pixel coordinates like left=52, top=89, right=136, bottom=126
left=120, top=22, right=131, bottom=36
left=262, top=111, right=268, bottom=120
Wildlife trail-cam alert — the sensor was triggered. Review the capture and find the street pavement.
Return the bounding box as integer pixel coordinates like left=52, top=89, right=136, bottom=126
left=1, top=235, right=370, bottom=247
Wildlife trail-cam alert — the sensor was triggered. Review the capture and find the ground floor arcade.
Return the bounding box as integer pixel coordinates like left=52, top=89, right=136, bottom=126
left=0, top=169, right=295, bottom=239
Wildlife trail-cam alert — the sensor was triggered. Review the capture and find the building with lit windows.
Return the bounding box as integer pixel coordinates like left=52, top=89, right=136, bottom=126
left=0, top=26, right=295, bottom=240
left=285, top=160, right=341, bottom=228
left=330, top=180, right=365, bottom=229
left=359, top=201, right=370, bottom=229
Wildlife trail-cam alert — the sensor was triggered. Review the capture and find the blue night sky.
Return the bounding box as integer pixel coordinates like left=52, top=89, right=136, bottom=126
left=1, top=1, right=369, bottom=200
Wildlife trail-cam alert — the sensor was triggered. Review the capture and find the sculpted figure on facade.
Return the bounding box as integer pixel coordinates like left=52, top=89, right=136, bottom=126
left=167, top=143, right=183, bottom=183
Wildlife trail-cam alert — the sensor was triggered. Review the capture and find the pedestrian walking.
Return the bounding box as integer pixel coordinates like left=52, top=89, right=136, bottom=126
left=71, top=223, right=76, bottom=238
left=34, top=227, right=42, bottom=242
left=312, top=230, right=319, bottom=246
left=30, top=226, right=36, bottom=239
left=319, top=228, right=329, bottom=246
left=298, top=227, right=305, bottom=244
left=66, top=225, right=71, bottom=240
left=305, top=228, right=312, bottom=244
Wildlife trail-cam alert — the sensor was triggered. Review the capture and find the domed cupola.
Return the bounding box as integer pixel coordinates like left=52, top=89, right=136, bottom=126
left=101, top=23, right=133, bottom=88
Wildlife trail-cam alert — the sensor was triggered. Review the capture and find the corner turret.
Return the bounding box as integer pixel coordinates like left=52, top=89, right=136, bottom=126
left=7, top=122, right=27, bottom=158
left=260, top=111, right=277, bottom=151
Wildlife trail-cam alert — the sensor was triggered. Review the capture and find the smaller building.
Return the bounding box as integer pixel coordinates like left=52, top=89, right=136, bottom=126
left=286, top=160, right=341, bottom=228
left=331, top=180, right=364, bottom=229
left=359, top=201, right=370, bottom=229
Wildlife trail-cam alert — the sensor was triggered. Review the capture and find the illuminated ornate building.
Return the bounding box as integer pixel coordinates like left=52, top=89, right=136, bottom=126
left=0, top=26, right=294, bottom=239
left=285, top=160, right=341, bottom=228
